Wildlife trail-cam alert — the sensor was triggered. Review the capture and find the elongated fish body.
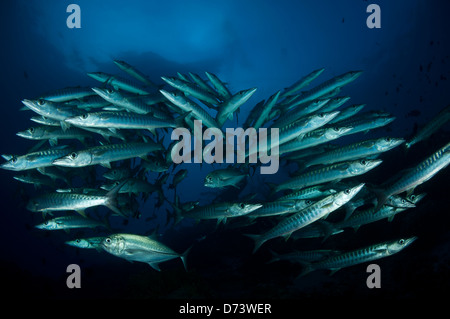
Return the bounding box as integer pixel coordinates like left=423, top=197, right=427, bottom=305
left=290, top=220, right=344, bottom=240
left=274, top=159, right=381, bottom=193
left=100, top=178, right=156, bottom=194
left=253, top=91, right=281, bottom=130
left=247, top=199, right=314, bottom=218
left=113, top=60, right=158, bottom=88
left=22, top=99, right=84, bottom=127
left=294, top=71, right=362, bottom=105
left=302, top=237, right=417, bottom=275
left=65, top=111, right=178, bottom=132
left=27, top=192, right=109, bottom=213
left=1, top=146, right=74, bottom=171
left=205, top=71, right=232, bottom=101
left=64, top=95, right=112, bottom=110
left=35, top=215, right=108, bottom=230
left=88, top=72, right=150, bottom=95
left=375, top=142, right=450, bottom=210
left=405, top=104, right=450, bottom=148
left=161, top=76, right=220, bottom=105
left=328, top=103, right=366, bottom=124
left=278, top=185, right=338, bottom=201
left=332, top=113, right=396, bottom=137
left=101, top=233, right=190, bottom=271
left=183, top=202, right=262, bottom=223
left=216, top=88, right=257, bottom=126
left=30, top=116, right=62, bottom=127
left=318, top=96, right=352, bottom=113
left=52, top=141, right=164, bottom=168
left=91, top=88, right=156, bottom=115
left=274, top=98, right=330, bottom=128
left=279, top=125, right=353, bottom=155
left=16, top=126, right=91, bottom=145
left=279, top=68, right=325, bottom=99
left=65, top=237, right=105, bottom=250
left=247, top=184, right=364, bottom=253
left=159, top=89, right=220, bottom=129
left=204, top=168, right=248, bottom=188
left=304, top=137, right=405, bottom=167
left=38, top=86, right=96, bottom=103
left=189, top=72, right=220, bottom=98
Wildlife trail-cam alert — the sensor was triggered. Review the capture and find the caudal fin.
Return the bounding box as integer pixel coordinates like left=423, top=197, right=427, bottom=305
left=180, top=245, right=193, bottom=272
left=243, top=233, right=267, bottom=254
left=105, top=180, right=127, bottom=217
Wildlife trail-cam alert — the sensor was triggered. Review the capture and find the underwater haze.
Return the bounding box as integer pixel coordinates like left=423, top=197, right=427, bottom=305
left=0, top=0, right=449, bottom=301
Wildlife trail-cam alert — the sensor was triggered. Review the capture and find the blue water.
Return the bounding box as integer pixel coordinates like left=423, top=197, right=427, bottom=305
left=0, top=0, right=449, bottom=299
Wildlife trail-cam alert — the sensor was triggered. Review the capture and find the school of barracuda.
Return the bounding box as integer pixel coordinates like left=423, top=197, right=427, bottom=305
left=2, top=59, right=449, bottom=276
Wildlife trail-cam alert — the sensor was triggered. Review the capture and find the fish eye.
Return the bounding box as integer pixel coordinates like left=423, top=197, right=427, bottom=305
left=76, top=239, right=81, bottom=243
left=106, top=89, right=113, bottom=94
left=11, top=156, right=17, bottom=163
left=399, top=239, right=405, bottom=245
left=333, top=127, right=339, bottom=131
left=37, top=99, right=45, bottom=106
left=70, top=152, right=78, bottom=159
left=240, top=203, right=245, bottom=209
left=360, top=159, right=367, bottom=165
left=318, top=113, right=324, bottom=118
left=105, top=238, right=111, bottom=243
left=385, top=137, right=391, bottom=142
left=81, top=114, right=88, bottom=119
left=344, top=189, right=350, bottom=195
left=29, top=127, right=34, bottom=133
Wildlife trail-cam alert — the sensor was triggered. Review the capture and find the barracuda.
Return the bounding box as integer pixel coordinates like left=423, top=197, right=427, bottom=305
left=300, top=237, right=417, bottom=276
left=204, top=168, right=248, bottom=188
left=216, top=88, right=257, bottom=127
left=330, top=112, right=396, bottom=137
left=272, top=159, right=381, bottom=193
left=101, top=233, right=191, bottom=271
left=252, top=91, right=281, bottom=130
left=36, top=215, right=109, bottom=231
left=246, top=184, right=364, bottom=253
left=293, top=71, right=362, bottom=105
left=247, top=198, right=315, bottom=219
left=52, top=141, right=164, bottom=168
left=27, top=180, right=125, bottom=216
left=65, top=237, right=105, bottom=251
left=205, top=71, right=232, bottom=101
left=405, top=104, right=450, bottom=149
left=279, top=68, right=325, bottom=99
left=277, top=185, right=338, bottom=201
left=113, top=60, right=158, bottom=88
left=159, top=89, right=220, bottom=129
left=279, top=125, right=353, bottom=155
left=16, top=126, right=91, bottom=146
left=183, top=202, right=262, bottom=224
left=0, top=146, right=74, bottom=171
left=273, top=98, right=330, bottom=128
left=65, top=111, right=180, bottom=132
left=303, top=137, right=405, bottom=168
left=87, top=72, right=150, bottom=95
left=374, top=142, right=450, bottom=210
left=38, top=86, right=96, bottom=103
left=328, top=103, right=366, bottom=124
left=161, top=76, right=220, bottom=106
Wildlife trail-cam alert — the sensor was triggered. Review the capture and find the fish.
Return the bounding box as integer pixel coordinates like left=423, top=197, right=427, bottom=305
left=161, top=76, right=220, bottom=106
left=252, top=91, right=281, bottom=130
left=37, top=86, right=96, bottom=103
left=246, top=198, right=315, bottom=219
left=183, top=202, right=263, bottom=224
left=169, top=168, right=188, bottom=190
left=279, top=68, right=325, bottom=99
left=87, top=72, right=150, bottom=95
left=52, top=141, right=164, bottom=168
left=16, top=126, right=92, bottom=146
left=373, top=142, right=450, bottom=211
left=27, top=180, right=126, bottom=217
left=271, top=159, right=381, bottom=194
left=245, top=183, right=365, bottom=253
left=113, top=60, right=158, bottom=88
left=64, top=111, right=182, bottom=132
left=0, top=146, right=74, bottom=171
left=302, top=137, right=405, bottom=168
left=205, top=71, right=232, bottom=101
left=299, top=237, right=417, bottom=276
left=65, top=237, right=105, bottom=251
left=100, top=233, right=191, bottom=271
left=405, top=104, right=450, bottom=148
left=35, top=215, right=110, bottom=231
left=204, top=167, right=248, bottom=188
left=216, top=88, right=257, bottom=127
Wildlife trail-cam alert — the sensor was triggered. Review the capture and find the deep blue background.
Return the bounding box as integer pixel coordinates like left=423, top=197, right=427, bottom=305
left=0, top=0, right=449, bottom=300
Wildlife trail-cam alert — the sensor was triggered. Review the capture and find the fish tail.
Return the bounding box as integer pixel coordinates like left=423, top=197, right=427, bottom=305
left=296, top=261, right=314, bottom=278
left=243, top=233, right=266, bottom=254
left=180, top=245, right=193, bottom=272
left=371, top=187, right=389, bottom=212
left=105, top=180, right=127, bottom=217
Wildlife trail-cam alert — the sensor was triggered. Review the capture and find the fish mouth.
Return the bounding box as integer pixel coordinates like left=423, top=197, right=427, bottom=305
left=52, top=157, right=72, bottom=167
left=16, top=131, right=30, bottom=139
left=21, top=99, right=38, bottom=111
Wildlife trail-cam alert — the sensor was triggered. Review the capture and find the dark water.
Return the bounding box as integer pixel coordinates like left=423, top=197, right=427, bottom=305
left=0, top=0, right=449, bottom=303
